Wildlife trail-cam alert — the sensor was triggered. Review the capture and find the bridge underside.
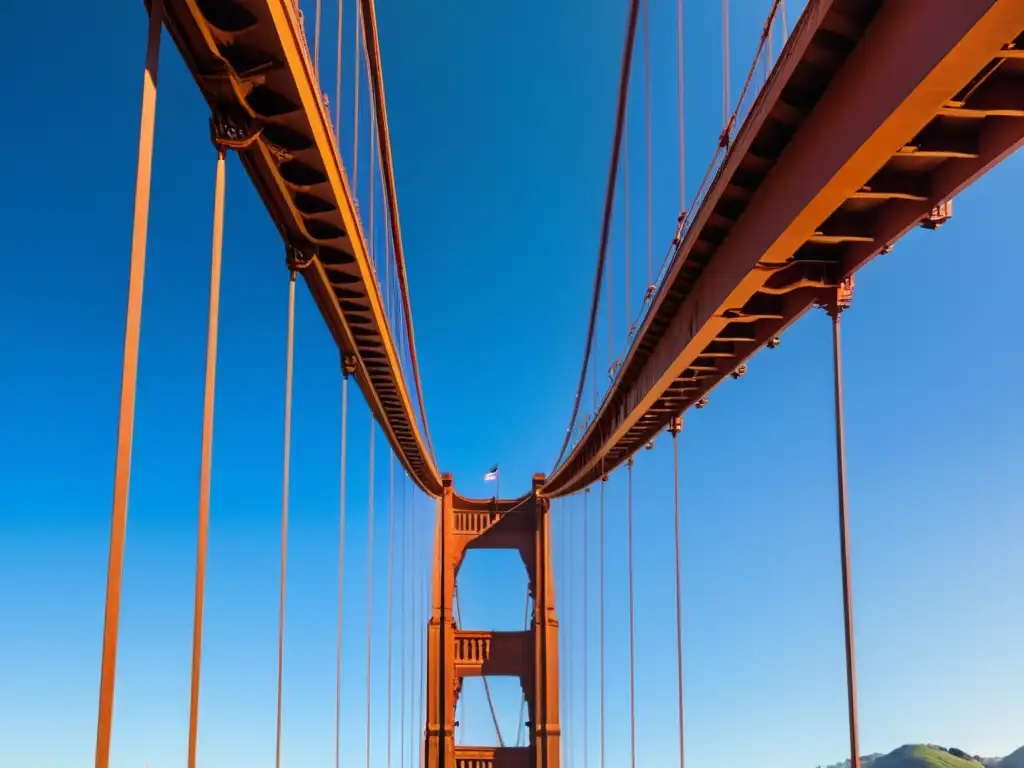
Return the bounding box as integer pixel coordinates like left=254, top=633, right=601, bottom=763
left=151, top=0, right=442, bottom=495
left=427, top=476, right=561, bottom=768
left=545, top=0, right=1024, bottom=497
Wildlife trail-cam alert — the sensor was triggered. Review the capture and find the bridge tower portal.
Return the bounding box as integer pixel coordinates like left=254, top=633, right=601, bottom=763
left=425, top=473, right=561, bottom=768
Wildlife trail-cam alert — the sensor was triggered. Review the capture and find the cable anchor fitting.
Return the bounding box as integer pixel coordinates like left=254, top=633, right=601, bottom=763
left=668, top=415, right=683, bottom=437
left=341, top=354, right=357, bottom=379
left=210, top=108, right=262, bottom=151
left=695, top=394, right=710, bottom=410
left=285, top=242, right=315, bottom=273
left=819, top=275, right=855, bottom=318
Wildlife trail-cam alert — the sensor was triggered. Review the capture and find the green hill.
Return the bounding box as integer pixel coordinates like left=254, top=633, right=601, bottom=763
left=820, top=744, right=1023, bottom=768
left=871, top=745, right=984, bottom=768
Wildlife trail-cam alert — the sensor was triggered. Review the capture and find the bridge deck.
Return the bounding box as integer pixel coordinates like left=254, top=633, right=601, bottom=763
left=544, top=0, right=1024, bottom=497
left=151, top=0, right=442, bottom=495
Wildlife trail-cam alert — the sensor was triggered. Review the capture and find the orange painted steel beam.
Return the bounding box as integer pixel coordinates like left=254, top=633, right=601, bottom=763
left=544, top=0, right=1024, bottom=498
left=453, top=747, right=532, bottom=768
left=147, top=0, right=442, bottom=496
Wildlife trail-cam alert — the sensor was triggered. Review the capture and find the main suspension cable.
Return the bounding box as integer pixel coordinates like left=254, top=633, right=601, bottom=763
left=365, top=421, right=376, bottom=768
left=481, top=675, right=504, bottom=746
left=276, top=270, right=298, bottom=768
left=359, top=0, right=437, bottom=462
left=626, top=458, right=637, bottom=768
left=549, top=0, right=641, bottom=473
left=187, top=143, right=227, bottom=768
left=336, top=367, right=351, bottom=768
left=453, top=585, right=504, bottom=746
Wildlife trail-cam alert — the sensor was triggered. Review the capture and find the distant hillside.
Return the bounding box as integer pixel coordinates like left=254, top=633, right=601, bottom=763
left=1000, top=747, right=1024, bottom=768
left=818, top=744, right=1023, bottom=768
left=873, top=745, right=983, bottom=767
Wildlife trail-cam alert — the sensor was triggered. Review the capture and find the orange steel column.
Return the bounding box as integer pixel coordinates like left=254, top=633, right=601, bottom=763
left=531, top=474, right=561, bottom=768
left=426, top=475, right=456, bottom=768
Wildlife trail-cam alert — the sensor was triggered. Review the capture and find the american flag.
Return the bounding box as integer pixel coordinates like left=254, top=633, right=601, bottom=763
left=483, top=464, right=499, bottom=482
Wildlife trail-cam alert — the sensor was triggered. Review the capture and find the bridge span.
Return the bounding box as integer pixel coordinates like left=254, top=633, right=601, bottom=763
left=544, top=0, right=1024, bottom=497
left=20, top=1, right=1021, bottom=767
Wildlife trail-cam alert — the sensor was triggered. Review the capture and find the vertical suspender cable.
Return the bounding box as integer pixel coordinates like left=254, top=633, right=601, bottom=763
left=366, top=112, right=379, bottom=766
left=336, top=369, right=351, bottom=768
left=334, top=0, right=343, bottom=141
left=368, top=85, right=377, bottom=273
left=276, top=270, right=298, bottom=768
left=643, top=0, right=652, bottom=289
left=387, top=451, right=396, bottom=768
left=781, top=0, right=789, bottom=41
left=314, top=0, right=322, bottom=78
left=676, top=0, right=685, bottom=211
left=384, top=197, right=391, bottom=312
left=515, top=590, right=531, bottom=747
left=623, top=117, right=631, bottom=330
left=407, top=479, right=414, bottom=768
left=583, top=489, right=590, bottom=768
left=362, top=423, right=374, bottom=768
left=829, top=289, right=862, bottom=768
left=607, top=203, right=614, bottom=380
left=352, top=0, right=361, bottom=190
left=670, top=419, right=686, bottom=768
left=626, top=458, right=637, bottom=768
left=721, top=0, right=730, bottom=129
left=437, top=492, right=446, bottom=768
left=399, top=473, right=407, bottom=768
left=365, top=422, right=376, bottom=768
left=599, top=474, right=606, bottom=768
left=419, top=495, right=428, bottom=768
left=95, top=6, right=162, bottom=766
left=186, top=143, right=227, bottom=768
left=410, top=488, right=419, bottom=768
left=566, top=498, right=574, bottom=767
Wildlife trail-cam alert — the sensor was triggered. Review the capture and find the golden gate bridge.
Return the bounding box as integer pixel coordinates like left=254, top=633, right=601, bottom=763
left=12, top=0, right=1024, bottom=767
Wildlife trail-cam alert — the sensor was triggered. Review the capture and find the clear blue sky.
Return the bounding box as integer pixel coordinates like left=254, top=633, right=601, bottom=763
left=1, top=1, right=1022, bottom=767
